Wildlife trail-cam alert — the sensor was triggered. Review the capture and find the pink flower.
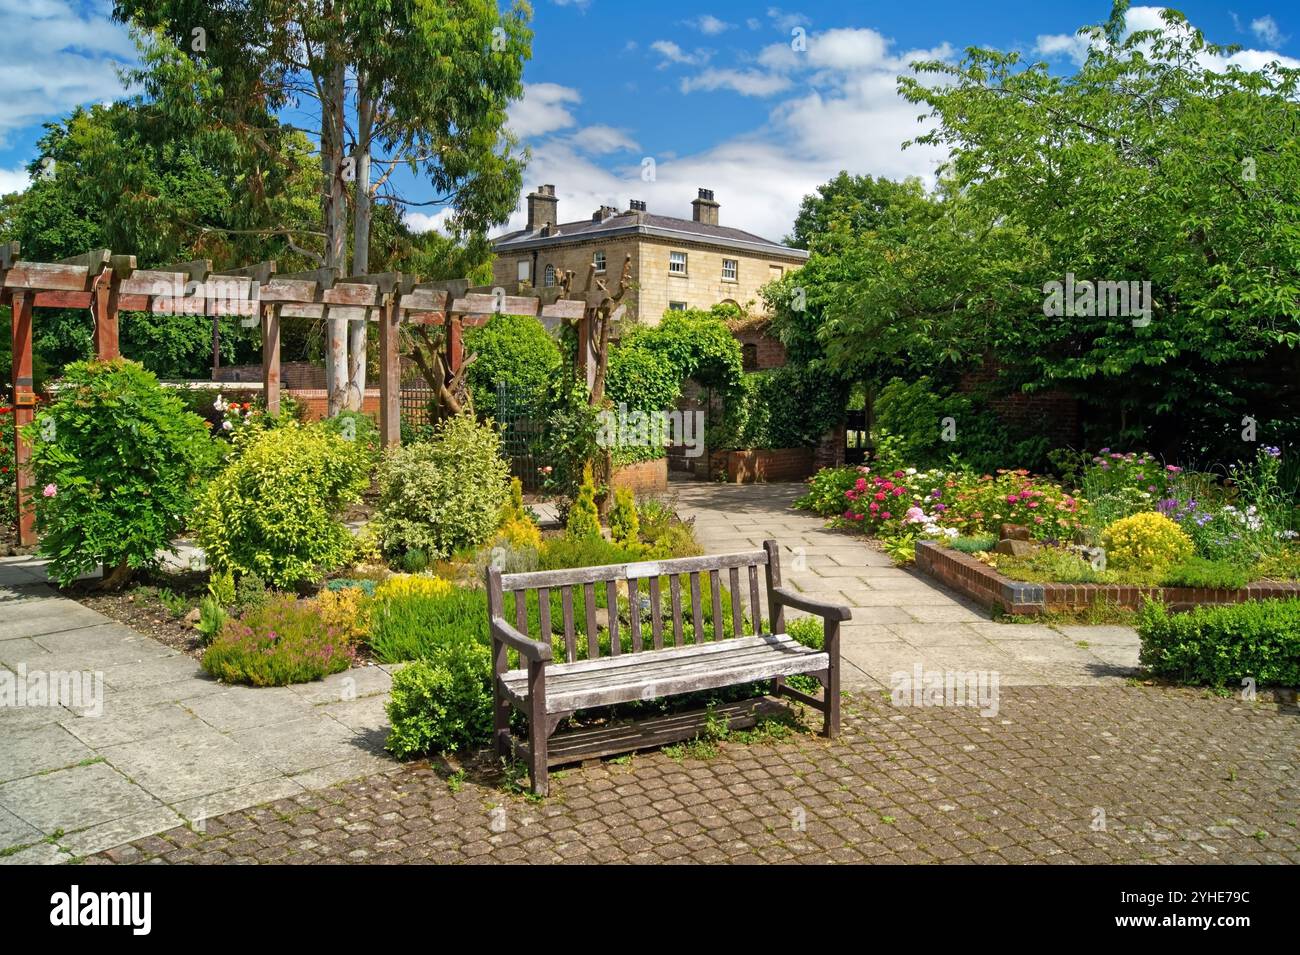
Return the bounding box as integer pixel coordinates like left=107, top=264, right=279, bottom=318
left=881, top=512, right=891, bottom=520
left=904, top=506, right=926, bottom=524
left=874, top=492, right=887, bottom=501
left=42, top=484, right=56, bottom=498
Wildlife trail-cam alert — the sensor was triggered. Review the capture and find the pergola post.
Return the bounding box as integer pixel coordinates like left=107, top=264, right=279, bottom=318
left=91, top=267, right=120, bottom=360
left=11, top=289, right=36, bottom=546
left=262, top=303, right=281, bottom=416
left=447, top=314, right=464, bottom=376
left=378, top=294, right=401, bottom=447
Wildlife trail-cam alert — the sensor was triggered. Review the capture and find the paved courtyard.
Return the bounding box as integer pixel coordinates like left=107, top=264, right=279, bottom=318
left=88, top=686, right=1300, bottom=865
left=674, top=483, right=1140, bottom=689
left=0, top=560, right=398, bottom=865
left=3, top=480, right=1292, bottom=865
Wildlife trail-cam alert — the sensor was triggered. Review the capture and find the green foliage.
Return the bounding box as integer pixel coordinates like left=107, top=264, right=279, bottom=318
left=795, top=466, right=863, bottom=517
left=1137, top=598, right=1300, bottom=687
left=0, top=406, right=16, bottom=530
left=374, top=414, right=510, bottom=561
left=196, top=596, right=226, bottom=646
left=1160, top=557, right=1252, bottom=590
left=538, top=377, right=601, bottom=507
left=990, top=546, right=1125, bottom=584
left=538, top=535, right=645, bottom=571
left=25, top=358, right=219, bottom=587
left=950, top=534, right=997, bottom=553
left=622, top=308, right=743, bottom=394
left=465, top=313, right=563, bottom=418
left=201, top=594, right=356, bottom=686
left=785, top=615, right=825, bottom=650
left=608, top=486, right=639, bottom=547
left=401, top=548, right=431, bottom=574
left=368, top=584, right=488, bottom=663
left=385, top=645, right=495, bottom=758
left=565, top=464, right=601, bottom=540
left=193, top=421, right=370, bottom=589
left=232, top=571, right=269, bottom=615
left=713, top=365, right=848, bottom=450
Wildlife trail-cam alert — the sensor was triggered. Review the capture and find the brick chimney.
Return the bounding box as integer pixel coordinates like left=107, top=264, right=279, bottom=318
left=526, top=184, right=558, bottom=232
left=591, top=204, right=619, bottom=223
left=691, top=188, right=719, bottom=226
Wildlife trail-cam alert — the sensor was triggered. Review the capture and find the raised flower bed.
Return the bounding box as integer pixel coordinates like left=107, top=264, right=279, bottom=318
left=915, top=540, right=1300, bottom=615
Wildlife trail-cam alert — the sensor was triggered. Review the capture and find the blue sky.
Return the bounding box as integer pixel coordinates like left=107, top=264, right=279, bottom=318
left=1, top=0, right=1296, bottom=244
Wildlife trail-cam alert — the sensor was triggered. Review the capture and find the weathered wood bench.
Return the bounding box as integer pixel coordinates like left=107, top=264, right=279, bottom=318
left=486, top=539, right=850, bottom=795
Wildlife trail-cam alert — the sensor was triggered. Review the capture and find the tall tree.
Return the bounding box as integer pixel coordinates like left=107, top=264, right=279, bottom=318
left=112, top=0, right=532, bottom=413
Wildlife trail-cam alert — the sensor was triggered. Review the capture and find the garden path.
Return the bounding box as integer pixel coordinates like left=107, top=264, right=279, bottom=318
left=0, top=556, right=399, bottom=864
left=671, top=482, right=1141, bottom=691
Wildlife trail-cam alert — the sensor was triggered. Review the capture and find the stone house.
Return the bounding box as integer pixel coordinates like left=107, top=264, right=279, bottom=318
left=490, top=185, right=809, bottom=324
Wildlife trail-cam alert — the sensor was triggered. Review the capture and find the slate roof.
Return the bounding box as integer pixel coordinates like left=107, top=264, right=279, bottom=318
left=491, top=211, right=808, bottom=261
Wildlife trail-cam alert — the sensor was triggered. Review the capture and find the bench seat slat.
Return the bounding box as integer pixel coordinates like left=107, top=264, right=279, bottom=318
left=499, top=634, right=826, bottom=713
left=502, top=550, right=766, bottom=591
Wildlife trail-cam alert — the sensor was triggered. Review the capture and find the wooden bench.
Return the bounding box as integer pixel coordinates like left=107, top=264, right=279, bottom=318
left=486, top=539, right=850, bottom=795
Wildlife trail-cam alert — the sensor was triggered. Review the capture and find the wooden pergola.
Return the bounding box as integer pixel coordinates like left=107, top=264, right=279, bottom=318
left=2, top=242, right=628, bottom=547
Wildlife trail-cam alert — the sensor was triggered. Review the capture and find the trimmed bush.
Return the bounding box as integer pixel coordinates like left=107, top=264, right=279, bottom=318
left=1160, top=557, right=1252, bottom=590
left=375, top=414, right=510, bottom=561
left=1137, top=598, right=1300, bottom=686
left=25, top=358, right=219, bottom=587
left=609, top=486, right=639, bottom=547
left=565, top=464, right=601, bottom=540
left=385, top=642, right=495, bottom=757
left=201, top=594, right=356, bottom=685
left=193, top=421, right=370, bottom=589
left=465, top=313, right=562, bottom=418
left=368, top=579, right=488, bottom=663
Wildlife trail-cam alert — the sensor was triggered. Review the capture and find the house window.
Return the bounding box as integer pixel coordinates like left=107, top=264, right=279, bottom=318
left=593, top=250, right=606, bottom=273
left=769, top=264, right=784, bottom=281
left=742, top=343, right=758, bottom=371
left=669, top=251, right=687, bottom=275
left=517, top=260, right=530, bottom=282
left=543, top=264, right=556, bottom=288
left=668, top=301, right=687, bottom=311
left=722, top=259, right=738, bottom=281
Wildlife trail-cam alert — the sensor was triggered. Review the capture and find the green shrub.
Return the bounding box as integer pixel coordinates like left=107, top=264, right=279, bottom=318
left=201, top=594, right=356, bottom=685
left=565, top=464, right=601, bottom=540
left=25, top=358, right=219, bottom=587
left=465, top=313, right=563, bottom=418
left=950, top=534, right=997, bottom=553
left=193, top=421, right=370, bottom=589
left=196, top=596, right=225, bottom=645
left=540, top=535, right=643, bottom=571
left=368, top=584, right=489, bottom=663
left=401, top=548, right=430, bottom=574
left=712, top=366, right=848, bottom=450
left=232, top=570, right=269, bottom=615
left=375, top=414, right=510, bottom=561
left=0, top=406, right=16, bottom=528
left=1160, top=557, right=1252, bottom=589
left=609, top=486, right=639, bottom=546
left=1137, top=598, right=1300, bottom=686
left=636, top=496, right=676, bottom=545
left=785, top=615, right=824, bottom=649
left=645, top=522, right=703, bottom=559
left=324, top=577, right=377, bottom=597
left=606, top=343, right=682, bottom=418
left=385, top=643, right=495, bottom=757
left=1102, top=512, right=1194, bottom=571
left=795, top=466, right=862, bottom=517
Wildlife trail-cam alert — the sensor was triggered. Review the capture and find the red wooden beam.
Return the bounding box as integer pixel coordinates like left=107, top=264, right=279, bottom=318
left=11, top=290, right=36, bottom=546
left=91, top=269, right=120, bottom=360
left=262, top=304, right=281, bottom=417
left=378, top=296, right=400, bottom=448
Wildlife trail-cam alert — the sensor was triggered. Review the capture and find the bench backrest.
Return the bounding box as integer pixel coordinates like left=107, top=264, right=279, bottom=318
left=487, top=539, right=784, bottom=664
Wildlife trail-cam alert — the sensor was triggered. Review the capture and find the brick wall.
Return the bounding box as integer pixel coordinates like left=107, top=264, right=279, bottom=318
left=709, top=448, right=815, bottom=483
left=959, top=361, right=1079, bottom=448
left=610, top=458, right=668, bottom=495
left=728, top=317, right=787, bottom=370
left=287, top=389, right=380, bottom=421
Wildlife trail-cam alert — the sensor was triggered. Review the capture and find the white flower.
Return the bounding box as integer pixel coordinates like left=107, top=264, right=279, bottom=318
left=906, top=468, right=917, bottom=475
left=221, top=420, right=233, bottom=431
left=213, top=395, right=227, bottom=412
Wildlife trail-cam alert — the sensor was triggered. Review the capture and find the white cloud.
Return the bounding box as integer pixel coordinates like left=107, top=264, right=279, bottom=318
left=507, top=83, right=581, bottom=139
left=1251, top=15, right=1286, bottom=46
left=573, top=125, right=639, bottom=154
left=685, top=15, right=733, bottom=36
left=680, top=68, right=791, bottom=97
left=650, top=40, right=710, bottom=68
left=550, top=0, right=591, bottom=9
left=747, top=18, right=762, bottom=31
left=0, top=0, right=136, bottom=140
left=1034, top=31, right=1094, bottom=65
left=767, top=7, right=811, bottom=32
left=403, top=208, right=456, bottom=234
left=0, top=165, right=31, bottom=195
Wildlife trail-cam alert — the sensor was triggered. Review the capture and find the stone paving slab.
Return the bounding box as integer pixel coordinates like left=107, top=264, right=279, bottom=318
left=672, top=482, right=1142, bottom=689
left=86, top=687, right=1300, bottom=865
left=0, top=555, right=400, bottom=863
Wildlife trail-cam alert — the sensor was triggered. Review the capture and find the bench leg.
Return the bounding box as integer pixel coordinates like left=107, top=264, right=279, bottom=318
left=527, top=659, right=549, bottom=797
left=492, top=640, right=512, bottom=759
left=823, top=620, right=841, bottom=737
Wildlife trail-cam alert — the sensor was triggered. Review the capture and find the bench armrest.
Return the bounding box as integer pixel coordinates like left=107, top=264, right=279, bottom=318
left=772, top=586, right=851, bottom=622
left=490, top=617, right=553, bottom=663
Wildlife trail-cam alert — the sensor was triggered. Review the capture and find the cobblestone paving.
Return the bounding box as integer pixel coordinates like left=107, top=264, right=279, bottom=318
left=89, top=686, right=1300, bottom=865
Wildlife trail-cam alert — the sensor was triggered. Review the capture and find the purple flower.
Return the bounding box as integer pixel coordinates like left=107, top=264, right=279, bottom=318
left=1264, top=446, right=1281, bottom=458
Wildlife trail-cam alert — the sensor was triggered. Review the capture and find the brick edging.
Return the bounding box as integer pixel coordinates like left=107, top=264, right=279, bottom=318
left=914, top=541, right=1300, bottom=614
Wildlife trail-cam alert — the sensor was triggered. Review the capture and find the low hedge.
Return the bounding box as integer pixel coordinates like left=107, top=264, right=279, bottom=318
left=1137, top=598, right=1300, bottom=687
